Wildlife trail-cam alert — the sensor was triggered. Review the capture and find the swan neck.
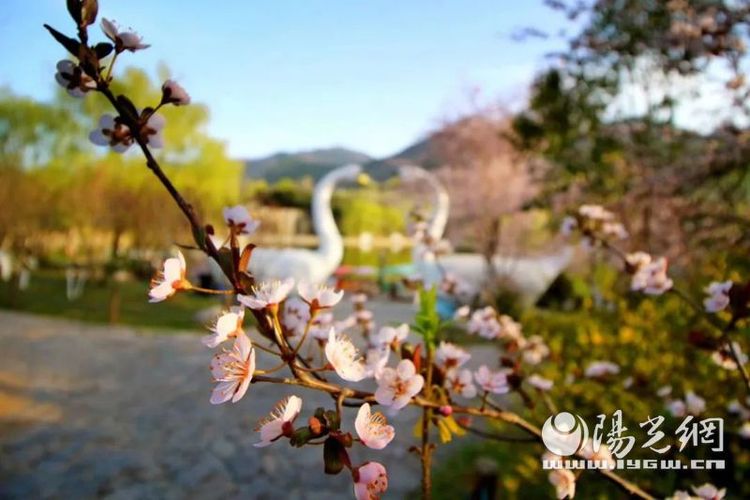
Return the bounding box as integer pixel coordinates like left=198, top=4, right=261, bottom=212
left=312, top=173, right=344, bottom=264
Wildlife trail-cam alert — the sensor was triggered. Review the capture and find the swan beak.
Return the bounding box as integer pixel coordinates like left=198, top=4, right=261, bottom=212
left=356, top=173, right=372, bottom=186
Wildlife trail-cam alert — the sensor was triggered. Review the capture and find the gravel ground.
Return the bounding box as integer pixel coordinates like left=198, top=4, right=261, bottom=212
left=0, top=308, right=500, bottom=499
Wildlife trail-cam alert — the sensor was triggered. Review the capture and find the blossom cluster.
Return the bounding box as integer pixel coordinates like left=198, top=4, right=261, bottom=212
left=560, top=204, right=629, bottom=244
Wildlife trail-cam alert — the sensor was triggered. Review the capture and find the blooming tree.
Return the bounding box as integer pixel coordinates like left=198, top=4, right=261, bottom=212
left=44, top=2, right=748, bottom=498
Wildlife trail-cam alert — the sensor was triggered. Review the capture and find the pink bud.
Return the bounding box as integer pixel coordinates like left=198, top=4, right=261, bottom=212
left=439, top=405, right=453, bottom=416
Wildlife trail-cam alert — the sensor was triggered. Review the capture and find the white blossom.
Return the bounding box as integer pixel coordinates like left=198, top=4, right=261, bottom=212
left=453, top=305, right=470, bottom=320
left=691, top=483, right=726, bottom=500
left=704, top=280, right=733, bottom=313
left=89, top=114, right=133, bottom=152
left=601, top=221, right=628, bottom=240
left=309, top=311, right=335, bottom=340
left=364, top=346, right=390, bottom=379
left=527, top=374, right=554, bottom=391
left=668, top=391, right=706, bottom=417
left=55, top=60, right=96, bottom=97
left=657, top=385, right=673, bottom=398
left=560, top=216, right=578, bottom=236
left=711, top=341, right=748, bottom=370
left=579, top=204, right=615, bottom=221
left=584, top=361, right=620, bottom=378
left=467, top=306, right=502, bottom=339
left=140, top=112, right=165, bottom=148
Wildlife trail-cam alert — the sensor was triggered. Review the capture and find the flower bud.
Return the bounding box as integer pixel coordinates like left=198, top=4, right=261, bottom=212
left=438, top=405, right=453, bottom=416
left=308, top=416, right=324, bottom=436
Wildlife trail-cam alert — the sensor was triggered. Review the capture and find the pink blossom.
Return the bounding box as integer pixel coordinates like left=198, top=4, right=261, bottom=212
left=325, top=329, right=367, bottom=382
left=473, top=365, right=510, bottom=394
left=161, top=79, right=191, bottom=106
left=202, top=306, right=244, bottom=348
left=711, top=341, right=748, bottom=370
left=549, top=469, right=576, bottom=499
left=375, top=359, right=424, bottom=410
left=435, top=341, right=471, bottom=370
left=149, top=251, right=189, bottom=302
left=355, top=403, right=395, bottom=450
left=628, top=253, right=673, bottom=295
left=254, top=395, right=302, bottom=447
left=445, top=369, right=477, bottom=398
left=298, top=282, right=344, bottom=310
left=691, top=483, right=726, bottom=499
left=353, top=462, right=388, bottom=500
left=101, top=18, right=150, bottom=52
left=238, top=278, right=294, bottom=310
left=222, top=205, right=260, bottom=236
left=282, top=297, right=310, bottom=337
left=521, top=335, right=549, bottom=365
left=209, top=333, right=255, bottom=404
left=371, top=324, right=409, bottom=349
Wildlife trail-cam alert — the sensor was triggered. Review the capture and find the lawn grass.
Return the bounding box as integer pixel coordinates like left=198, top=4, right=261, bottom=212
left=0, top=270, right=224, bottom=331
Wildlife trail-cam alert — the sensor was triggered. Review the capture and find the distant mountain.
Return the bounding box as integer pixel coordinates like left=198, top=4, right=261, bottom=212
left=363, top=135, right=443, bottom=181
left=244, top=147, right=372, bottom=182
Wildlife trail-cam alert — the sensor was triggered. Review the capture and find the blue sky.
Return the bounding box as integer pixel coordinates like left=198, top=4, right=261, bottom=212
left=1, top=1, right=570, bottom=159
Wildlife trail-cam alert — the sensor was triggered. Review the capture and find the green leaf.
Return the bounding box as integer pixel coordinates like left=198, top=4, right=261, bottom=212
left=414, top=286, right=439, bottom=349
left=191, top=225, right=207, bottom=250
left=323, top=437, right=345, bottom=475
left=290, top=427, right=313, bottom=448
left=323, top=410, right=340, bottom=432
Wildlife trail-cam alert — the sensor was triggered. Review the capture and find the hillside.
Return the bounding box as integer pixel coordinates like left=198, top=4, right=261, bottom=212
left=244, top=147, right=372, bottom=182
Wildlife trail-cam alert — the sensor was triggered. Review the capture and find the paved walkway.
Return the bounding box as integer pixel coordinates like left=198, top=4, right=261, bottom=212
left=0, top=310, right=498, bottom=499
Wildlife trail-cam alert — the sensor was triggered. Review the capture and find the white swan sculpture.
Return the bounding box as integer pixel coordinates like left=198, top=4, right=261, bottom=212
left=245, top=164, right=364, bottom=285
left=399, top=165, right=573, bottom=304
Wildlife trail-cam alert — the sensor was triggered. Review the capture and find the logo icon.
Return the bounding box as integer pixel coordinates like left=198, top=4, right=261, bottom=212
left=542, top=412, right=589, bottom=456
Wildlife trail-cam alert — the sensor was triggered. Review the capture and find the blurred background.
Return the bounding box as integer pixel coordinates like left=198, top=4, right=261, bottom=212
left=1, top=0, right=750, bottom=498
